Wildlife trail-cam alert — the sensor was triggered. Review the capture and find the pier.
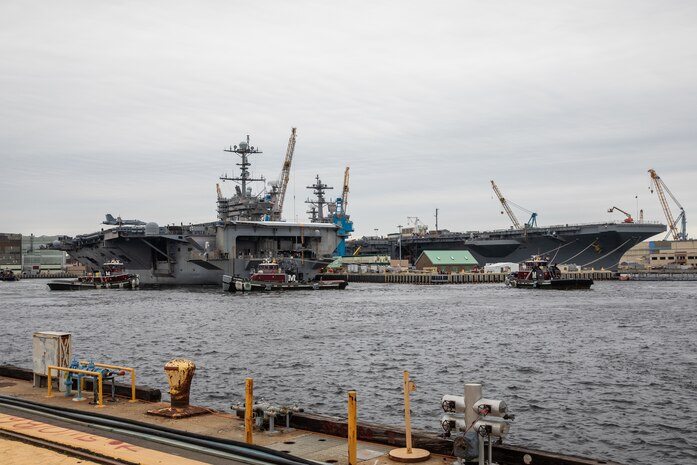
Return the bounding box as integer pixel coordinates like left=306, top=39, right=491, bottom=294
left=0, top=366, right=625, bottom=465
left=620, top=270, right=697, bottom=281
left=319, top=271, right=612, bottom=284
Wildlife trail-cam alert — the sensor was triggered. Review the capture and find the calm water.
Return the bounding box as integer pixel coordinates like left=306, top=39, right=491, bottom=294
left=1, top=279, right=695, bottom=465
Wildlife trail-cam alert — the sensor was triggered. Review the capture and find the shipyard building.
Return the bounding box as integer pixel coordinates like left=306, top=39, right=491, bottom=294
left=0, top=234, right=22, bottom=270
left=620, top=240, right=697, bottom=270
left=0, top=233, right=70, bottom=275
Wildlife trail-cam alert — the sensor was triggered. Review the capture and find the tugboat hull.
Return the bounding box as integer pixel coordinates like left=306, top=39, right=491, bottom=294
left=507, top=278, right=593, bottom=290
left=47, top=278, right=139, bottom=291
left=222, top=274, right=347, bottom=292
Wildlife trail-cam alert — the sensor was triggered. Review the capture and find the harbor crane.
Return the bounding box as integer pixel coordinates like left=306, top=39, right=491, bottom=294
left=648, top=169, right=687, bottom=240
left=607, top=206, right=634, bottom=223
left=332, top=166, right=353, bottom=256
left=406, top=216, right=428, bottom=235
left=490, top=180, right=538, bottom=229
left=338, top=166, right=350, bottom=217
left=271, top=127, right=297, bottom=220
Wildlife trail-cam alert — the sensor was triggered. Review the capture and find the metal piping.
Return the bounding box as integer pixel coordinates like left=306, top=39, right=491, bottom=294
left=0, top=395, right=317, bottom=465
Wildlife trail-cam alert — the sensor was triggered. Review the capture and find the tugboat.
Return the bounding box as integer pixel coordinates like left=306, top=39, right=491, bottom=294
left=223, top=260, right=347, bottom=292
left=47, top=260, right=140, bottom=291
left=505, top=255, right=593, bottom=290
left=0, top=269, right=19, bottom=281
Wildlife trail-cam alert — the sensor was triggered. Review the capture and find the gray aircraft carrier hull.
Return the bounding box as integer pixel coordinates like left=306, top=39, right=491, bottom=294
left=348, top=222, right=666, bottom=270
left=57, top=220, right=339, bottom=286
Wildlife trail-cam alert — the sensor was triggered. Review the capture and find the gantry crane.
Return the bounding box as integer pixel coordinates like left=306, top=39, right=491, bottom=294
left=490, top=180, right=538, bottom=228
left=607, top=206, right=634, bottom=223
left=648, top=169, right=687, bottom=240
left=271, top=128, right=297, bottom=220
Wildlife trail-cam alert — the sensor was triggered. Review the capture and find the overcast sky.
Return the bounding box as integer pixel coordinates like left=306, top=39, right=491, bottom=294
left=1, top=1, right=695, bottom=240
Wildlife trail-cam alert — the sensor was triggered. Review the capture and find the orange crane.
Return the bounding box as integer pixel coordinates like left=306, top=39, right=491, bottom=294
left=271, top=128, right=297, bottom=220
left=607, top=206, right=634, bottom=223
left=648, top=169, right=687, bottom=240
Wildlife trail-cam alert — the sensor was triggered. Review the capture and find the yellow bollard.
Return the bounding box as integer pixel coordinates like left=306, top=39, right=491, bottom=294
left=388, top=371, right=430, bottom=462
left=146, top=359, right=209, bottom=418
left=165, top=359, right=196, bottom=407
left=348, top=391, right=357, bottom=465
left=245, top=378, right=254, bottom=445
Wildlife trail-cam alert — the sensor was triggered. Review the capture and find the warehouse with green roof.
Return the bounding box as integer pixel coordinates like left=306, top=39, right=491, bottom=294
left=414, top=250, right=478, bottom=273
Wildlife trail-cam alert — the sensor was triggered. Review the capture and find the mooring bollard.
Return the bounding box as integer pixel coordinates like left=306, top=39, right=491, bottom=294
left=388, top=370, right=430, bottom=462
left=146, top=358, right=209, bottom=418
left=165, top=359, right=196, bottom=407
left=348, top=390, right=357, bottom=465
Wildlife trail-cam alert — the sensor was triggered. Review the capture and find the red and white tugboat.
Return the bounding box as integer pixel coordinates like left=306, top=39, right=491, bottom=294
left=47, top=260, right=140, bottom=291
left=505, top=255, right=593, bottom=290
left=223, top=260, right=347, bottom=292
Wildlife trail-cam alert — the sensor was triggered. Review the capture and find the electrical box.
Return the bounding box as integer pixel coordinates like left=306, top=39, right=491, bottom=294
left=32, top=331, right=71, bottom=391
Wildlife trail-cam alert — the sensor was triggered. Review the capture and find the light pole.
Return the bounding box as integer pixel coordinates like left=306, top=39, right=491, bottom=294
left=374, top=228, right=379, bottom=237
left=635, top=194, right=639, bottom=221
left=397, top=224, right=403, bottom=265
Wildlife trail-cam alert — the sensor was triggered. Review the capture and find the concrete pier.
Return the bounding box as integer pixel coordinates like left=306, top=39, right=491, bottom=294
left=0, top=373, right=626, bottom=465
left=319, top=271, right=612, bottom=285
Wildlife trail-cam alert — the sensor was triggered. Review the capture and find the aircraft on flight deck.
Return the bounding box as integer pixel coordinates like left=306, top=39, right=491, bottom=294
left=103, top=214, right=146, bottom=226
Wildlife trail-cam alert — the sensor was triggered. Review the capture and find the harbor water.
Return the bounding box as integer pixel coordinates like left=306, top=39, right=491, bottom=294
left=1, top=279, right=695, bottom=465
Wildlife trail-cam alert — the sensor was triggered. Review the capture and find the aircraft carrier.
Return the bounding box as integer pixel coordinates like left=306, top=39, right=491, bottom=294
left=54, top=130, right=353, bottom=286
left=347, top=221, right=666, bottom=271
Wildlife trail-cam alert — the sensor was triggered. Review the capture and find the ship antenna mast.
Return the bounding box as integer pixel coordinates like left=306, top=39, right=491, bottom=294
left=221, top=135, right=265, bottom=197
left=305, top=175, right=333, bottom=222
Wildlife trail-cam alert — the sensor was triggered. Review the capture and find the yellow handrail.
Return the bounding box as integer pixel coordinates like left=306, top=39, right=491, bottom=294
left=47, top=365, right=104, bottom=407
left=80, top=361, right=137, bottom=402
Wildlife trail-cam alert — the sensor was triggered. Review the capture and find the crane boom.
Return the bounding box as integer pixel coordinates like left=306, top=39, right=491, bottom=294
left=341, top=166, right=350, bottom=215
left=648, top=168, right=687, bottom=240
left=607, top=206, right=634, bottom=223
left=491, top=180, right=521, bottom=229
left=272, top=128, right=297, bottom=220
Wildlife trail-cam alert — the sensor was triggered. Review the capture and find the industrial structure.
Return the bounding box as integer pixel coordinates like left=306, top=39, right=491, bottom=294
left=648, top=168, right=687, bottom=240
left=490, top=180, right=537, bottom=229
left=620, top=239, right=697, bottom=270
left=0, top=233, right=70, bottom=276
left=270, top=127, right=297, bottom=221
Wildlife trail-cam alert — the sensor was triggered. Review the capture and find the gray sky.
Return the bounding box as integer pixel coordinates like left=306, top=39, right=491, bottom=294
left=1, top=1, right=695, bottom=239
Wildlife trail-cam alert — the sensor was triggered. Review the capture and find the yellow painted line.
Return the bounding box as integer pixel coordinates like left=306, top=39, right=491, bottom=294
left=0, top=413, right=208, bottom=465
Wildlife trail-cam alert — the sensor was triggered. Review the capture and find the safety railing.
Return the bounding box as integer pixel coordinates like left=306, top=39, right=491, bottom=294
left=79, top=361, right=137, bottom=402
left=47, top=365, right=105, bottom=407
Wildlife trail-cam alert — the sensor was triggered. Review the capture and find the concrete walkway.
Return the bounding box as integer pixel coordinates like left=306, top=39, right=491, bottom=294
left=0, top=376, right=449, bottom=465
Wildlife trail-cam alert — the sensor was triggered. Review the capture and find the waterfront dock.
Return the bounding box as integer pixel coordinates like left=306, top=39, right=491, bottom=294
left=0, top=367, right=623, bottom=465
left=620, top=270, right=697, bottom=281
left=319, top=271, right=612, bottom=285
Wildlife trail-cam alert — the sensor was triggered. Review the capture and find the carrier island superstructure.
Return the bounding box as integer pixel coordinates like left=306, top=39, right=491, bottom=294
left=54, top=130, right=353, bottom=286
